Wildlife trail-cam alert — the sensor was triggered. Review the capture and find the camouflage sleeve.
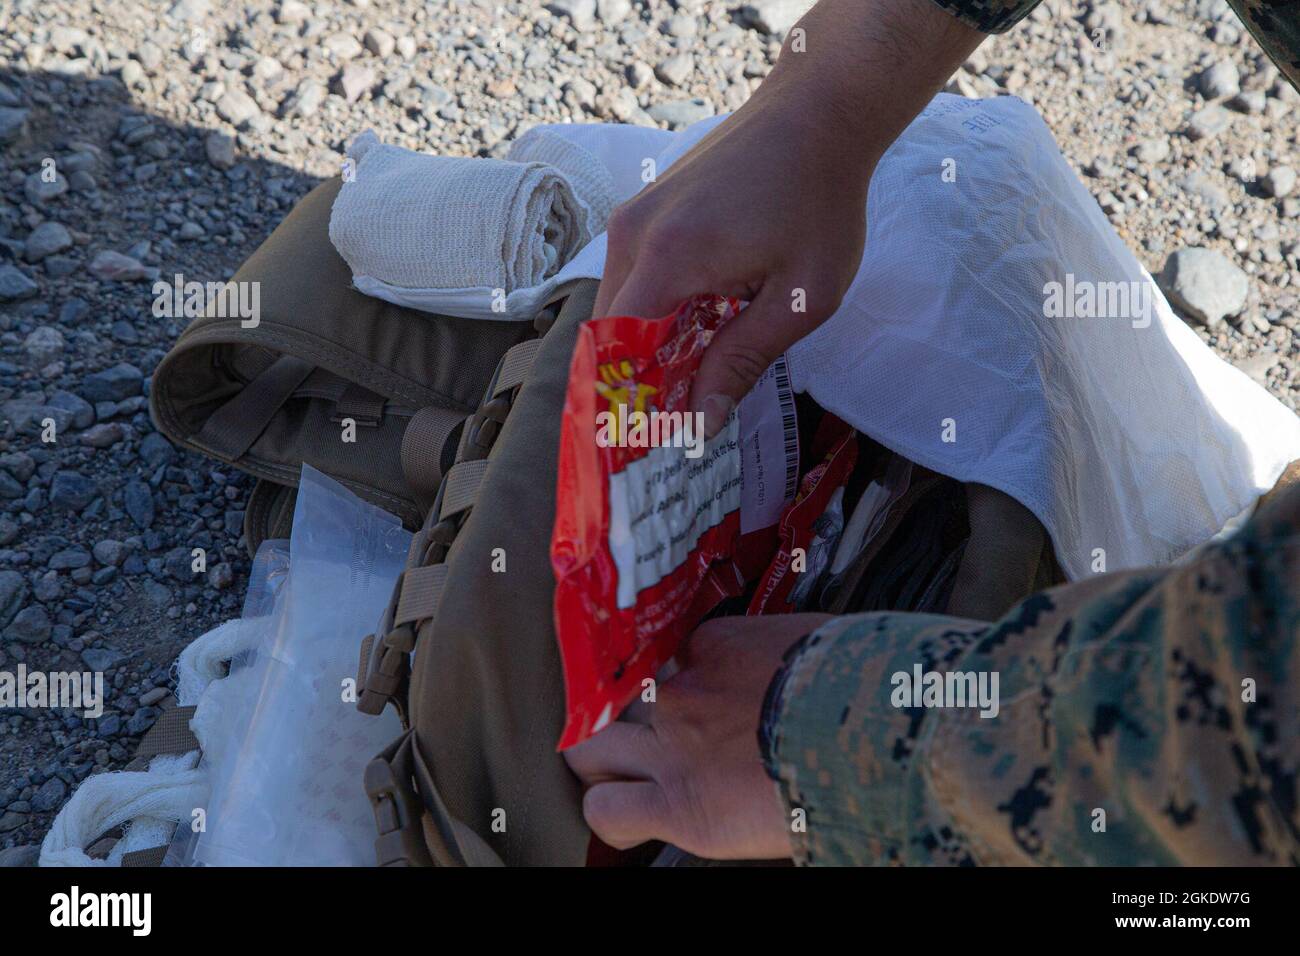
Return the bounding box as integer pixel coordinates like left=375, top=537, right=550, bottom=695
left=924, top=0, right=1042, bottom=34
left=760, top=483, right=1300, bottom=866
left=1228, top=1, right=1300, bottom=94
left=927, top=0, right=1300, bottom=95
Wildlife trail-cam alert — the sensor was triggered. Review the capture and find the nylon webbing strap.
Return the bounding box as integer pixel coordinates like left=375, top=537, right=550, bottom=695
left=134, top=704, right=199, bottom=761
left=401, top=406, right=466, bottom=506
left=438, top=459, right=490, bottom=521
left=492, top=338, right=544, bottom=398
left=195, top=354, right=314, bottom=461
left=334, top=382, right=387, bottom=425
left=120, top=845, right=170, bottom=868
left=394, top=563, right=449, bottom=626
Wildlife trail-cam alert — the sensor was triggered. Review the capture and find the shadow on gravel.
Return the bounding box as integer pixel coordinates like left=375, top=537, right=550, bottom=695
left=0, top=64, right=322, bottom=862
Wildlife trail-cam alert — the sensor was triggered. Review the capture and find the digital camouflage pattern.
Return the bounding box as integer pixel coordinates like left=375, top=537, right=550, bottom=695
left=761, top=481, right=1299, bottom=866
left=929, top=0, right=1300, bottom=94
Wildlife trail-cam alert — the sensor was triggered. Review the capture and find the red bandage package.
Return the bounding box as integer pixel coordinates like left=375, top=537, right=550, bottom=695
left=552, top=295, right=816, bottom=749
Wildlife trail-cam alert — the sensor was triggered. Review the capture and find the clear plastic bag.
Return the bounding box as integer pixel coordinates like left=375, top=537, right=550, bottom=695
left=188, top=466, right=409, bottom=866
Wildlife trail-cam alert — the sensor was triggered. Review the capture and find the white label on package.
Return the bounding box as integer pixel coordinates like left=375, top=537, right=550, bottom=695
left=608, top=415, right=741, bottom=609
left=738, top=354, right=799, bottom=534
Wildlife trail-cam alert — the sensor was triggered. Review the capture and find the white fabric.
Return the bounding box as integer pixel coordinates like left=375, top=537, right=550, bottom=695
left=381, top=98, right=1297, bottom=578
left=330, top=130, right=600, bottom=321
left=39, top=753, right=204, bottom=867
left=38, top=615, right=255, bottom=867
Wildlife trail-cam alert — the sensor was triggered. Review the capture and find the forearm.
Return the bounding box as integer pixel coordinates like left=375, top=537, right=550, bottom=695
left=751, top=0, right=988, bottom=172
left=761, top=498, right=1300, bottom=866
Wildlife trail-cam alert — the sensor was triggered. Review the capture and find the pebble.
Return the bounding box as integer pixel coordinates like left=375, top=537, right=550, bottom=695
left=1198, top=60, right=1240, bottom=100
left=24, top=222, right=73, bottom=262
left=205, top=131, right=236, bottom=170
left=1158, top=247, right=1250, bottom=327
left=1261, top=166, right=1297, bottom=199
left=49, top=470, right=99, bottom=512
left=647, top=98, right=714, bottom=129
left=0, top=264, right=39, bottom=300
left=88, top=251, right=158, bottom=282
left=1185, top=104, right=1232, bottom=141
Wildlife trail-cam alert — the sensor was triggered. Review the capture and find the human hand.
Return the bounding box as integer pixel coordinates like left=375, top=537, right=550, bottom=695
left=563, top=613, right=833, bottom=860
left=594, top=0, right=984, bottom=433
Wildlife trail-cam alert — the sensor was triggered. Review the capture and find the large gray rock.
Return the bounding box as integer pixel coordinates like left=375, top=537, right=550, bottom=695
left=1158, top=248, right=1249, bottom=327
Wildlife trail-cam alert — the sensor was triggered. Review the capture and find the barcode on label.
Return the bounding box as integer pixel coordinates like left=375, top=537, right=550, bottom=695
left=773, top=354, right=798, bottom=502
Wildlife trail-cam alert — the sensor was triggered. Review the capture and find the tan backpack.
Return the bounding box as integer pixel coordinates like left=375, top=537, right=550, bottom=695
left=150, top=178, right=1065, bottom=867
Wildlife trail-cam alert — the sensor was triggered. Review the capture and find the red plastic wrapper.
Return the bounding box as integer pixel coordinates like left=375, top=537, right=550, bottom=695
left=552, top=296, right=763, bottom=749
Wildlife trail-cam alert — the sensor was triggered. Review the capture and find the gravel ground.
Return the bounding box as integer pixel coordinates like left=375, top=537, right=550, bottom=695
left=0, top=0, right=1296, bottom=864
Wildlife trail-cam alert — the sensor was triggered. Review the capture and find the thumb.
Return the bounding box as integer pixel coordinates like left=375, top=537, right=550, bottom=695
left=582, top=781, right=675, bottom=850
left=690, top=278, right=820, bottom=436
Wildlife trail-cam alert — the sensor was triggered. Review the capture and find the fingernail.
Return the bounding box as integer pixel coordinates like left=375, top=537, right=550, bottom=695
left=700, top=393, right=736, bottom=438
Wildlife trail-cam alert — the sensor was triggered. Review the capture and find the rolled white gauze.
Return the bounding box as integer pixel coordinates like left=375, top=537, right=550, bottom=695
left=329, top=130, right=594, bottom=295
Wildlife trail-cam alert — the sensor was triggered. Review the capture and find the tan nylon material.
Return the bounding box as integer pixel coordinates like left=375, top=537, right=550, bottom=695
left=400, top=406, right=466, bottom=505
left=438, top=459, right=491, bottom=520
left=394, top=563, right=448, bottom=627
left=408, top=279, right=598, bottom=867
left=150, top=176, right=533, bottom=531
left=493, top=338, right=544, bottom=398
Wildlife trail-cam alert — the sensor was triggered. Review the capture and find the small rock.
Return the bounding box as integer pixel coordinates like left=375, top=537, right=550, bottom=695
left=82, top=363, right=143, bottom=401
left=324, top=33, right=364, bottom=60
left=88, top=251, right=157, bottom=282
left=1158, top=247, right=1250, bottom=327
left=0, top=571, right=28, bottom=628
left=22, top=326, right=64, bottom=366
left=1198, top=60, right=1240, bottom=99
left=655, top=54, right=694, bottom=87
left=7, top=606, right=52, bottom=645
left=124, top=480, right=155, bottom=529
left=23, top=222, right=72, bottom=262
left=740, top=0, right=815, bottom=35
left=0, top=264, right=39, bottom=301
left=0, top=845, right=39, bottom=867
left=204, top=131, right=236, bottom=170
left=363, top=28, right=395, bottom=58
left=596, top=0, right=632, bottom=23
left=336, top=63, right=376, bottom=103
left=24, top=171, right=68, bottom=205
left=49, top=470, right=99, bottom=512
left=31, top=776, right=67, bottom=812
left=647, top=98, right=714, bottom=129
left=216, top=88, right=261, bottom=128
left=0, top=106, right=30, bottom=145
left=93, top=540, right=126, bottom=567
left=1261, top=166, right=1297, bottom=199
left=79, top=423, right=124, bottom=448
left=282, top=80, right=326, bottom=119
left=139, top=687, right=169, bottom=707
left=1185, top=105, right=1231, bottom=141
left=81, top=647, right=123, bottom=671
left=546, top=0, right=597, bottom=30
